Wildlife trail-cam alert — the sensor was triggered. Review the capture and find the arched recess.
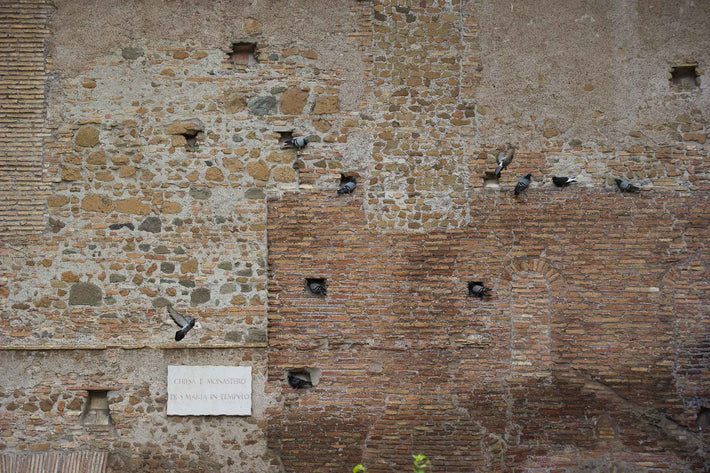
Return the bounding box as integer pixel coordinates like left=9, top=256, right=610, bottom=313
left=661, top=258, right=709, bottom=424
left=500, top=258, right=567, bottom=382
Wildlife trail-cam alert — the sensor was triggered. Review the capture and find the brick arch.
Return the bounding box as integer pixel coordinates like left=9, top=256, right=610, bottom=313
left=661, top=258, right=709, bottom=422
left=499, top=258, right=566, bottom=300
left=499, top=258, right=566, bottom=383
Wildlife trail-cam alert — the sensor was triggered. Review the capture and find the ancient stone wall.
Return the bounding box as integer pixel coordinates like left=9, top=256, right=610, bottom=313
left=0, top=0, right=708, bottom=472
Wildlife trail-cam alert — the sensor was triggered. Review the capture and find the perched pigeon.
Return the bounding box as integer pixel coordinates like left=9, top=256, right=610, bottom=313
left=514, top=173, right=532, bottom=195
left=167, top=305, right=196, bottom=342
left=494, top=144, right=516, bottom=178
left=288, top=374, right=313, bottom=389
left=468, top=282, right=492, bottom=299
left=308, top=280, right=327, bottom=296
left=337, top=177, right=357, bottom=195
left=552, top=176, right=577, bottom=187
left=282, top=136, right=309, bottom=150
left=615, top=178, right=640, bottom=193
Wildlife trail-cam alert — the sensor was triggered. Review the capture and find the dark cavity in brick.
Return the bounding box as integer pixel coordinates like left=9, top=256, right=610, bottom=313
left=483, top=173, right=500, bottom=189
left=339, top=173, right=357, bottom=187
left=670, top=63, right=699, bottom=91
left=287, top=368, right=321, bottom=389
left=80, top=389, right=112, bottom=426
left=182, top=131, right=199, bottom=150
left=277, top=130, right=293, bottom=145
left=230, top=42, right=258, bottom=66
left=306, top=278, right=327, bottom=296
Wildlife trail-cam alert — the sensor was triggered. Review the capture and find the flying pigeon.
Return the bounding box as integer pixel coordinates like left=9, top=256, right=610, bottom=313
left=282, top=136, right=309, bottom=150
left=288, top=374, right=313, bottom=389
left=468, top=282, right=492, bottom=299
left=552, top=176, right=577, bottom=187
left=494, top=144, right=516, bottom=178
left=514, top=173, right=532, bottom=195
left=167, top=305, right=196, bottom=342
left=308, top=280, right=327, bottom=296
left=615, top=178, right=640, bottom=193
left=337, top=177, right=357, bottom=195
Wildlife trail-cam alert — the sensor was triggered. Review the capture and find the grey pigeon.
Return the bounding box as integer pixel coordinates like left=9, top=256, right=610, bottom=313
left=494, top=144, right=516, bottom=178
left=514, top=173, right=532, bottom=195
left=337, top=178, right=357, bottom=195
left=552, top=176, right=577, bottom=187
left=468, top=282, right=492, bottom=298
left=167, top=305, right=196, bottom=341
left=283, top=136, right=309, bottom=150
left=308, top=280, right=327, bottom=296
left=288, top=374, right=313, bottom=389
left=615, top=178, right=640, bottom=193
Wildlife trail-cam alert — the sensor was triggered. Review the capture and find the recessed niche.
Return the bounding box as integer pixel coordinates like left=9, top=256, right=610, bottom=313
left=230, top=42, right=258, bottom=66
left=80, top=389, right=112, bottom=426
left=287, top=368, right=321, bottom=389
left=483, top=174, right=500, bottom=189
left=468, top=281, right=491, bottom=298
left=277, top=130, right=293, bottom=145
left=306, top=278, right=327, bottom=296
left=698, top=407, right=709, bottom=431
left=670, top=63, right=700, bottom=91
left=182, top=131, right=200, bottom=150
left=340, top=174, right=356, bottom=186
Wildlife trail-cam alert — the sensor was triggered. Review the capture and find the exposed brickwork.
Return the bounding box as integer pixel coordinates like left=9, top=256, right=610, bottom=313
left=266, top=191, right=708, bottom=472
left=0, top=0, right=51, bottom=239
left=0, top=0, right=708, bottom=472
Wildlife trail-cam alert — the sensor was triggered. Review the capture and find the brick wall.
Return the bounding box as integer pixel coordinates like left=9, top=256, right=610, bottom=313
left=266, top=191, right=708, bottom=472
left=0, top=0, right=51, bottom=239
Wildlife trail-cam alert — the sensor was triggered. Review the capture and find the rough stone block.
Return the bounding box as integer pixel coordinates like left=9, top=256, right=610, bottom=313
left=68, top=282, right=102, bottom=306
left=280, top=89, right=309, bottom=115
left=75, top=125, right=100, bottom=147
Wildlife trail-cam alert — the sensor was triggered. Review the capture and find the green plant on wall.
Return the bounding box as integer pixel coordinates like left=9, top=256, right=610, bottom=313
left=352, top=454, right=430, bottom=473
left=412, top=454, right=430, bottom=473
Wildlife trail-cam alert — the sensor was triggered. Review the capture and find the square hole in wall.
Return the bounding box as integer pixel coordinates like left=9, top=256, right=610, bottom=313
left=468, top=281, right=491, bottom=298
left=230, top=42, right=258, bottom=66
left=670, top=63, right=700, bottom=91
left=482, top=173, right=500, bottom=189
left=277, top=130, right=293, bottom=146
left=80, top=389, right=112, bottom=426
left=182, top=131, right=201, bottom=151
left=287, top=368, right=321, bottom=389
left=339, top=173, right=357, bottom=187
left=306, top=278, right=327, bottom=296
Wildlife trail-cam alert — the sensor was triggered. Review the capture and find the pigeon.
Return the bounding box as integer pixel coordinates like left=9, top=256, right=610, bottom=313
left=552, top=176, right=577, bottom=187
left=468, top=282, right=492, bottom=298
left=288, top=374, right=313, bottom=389
left=308, top=280, right=327, bottom=296
left=494, top=144, right=516, bottom=178
left=167, top=305, right=196, bottom=341
left=514, top=173, right=532, bottom=195
left=282, top=136, right=309, bottom=150
left=615, top=178, right=640, bottom=193
left=337, top=177, right=357, bottom=195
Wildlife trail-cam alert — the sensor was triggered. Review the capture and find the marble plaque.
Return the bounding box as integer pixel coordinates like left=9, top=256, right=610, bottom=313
left=167, top=365, right=252, bottom=416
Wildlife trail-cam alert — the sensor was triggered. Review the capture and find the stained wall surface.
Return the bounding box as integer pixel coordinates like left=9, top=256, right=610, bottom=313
left=0, top=0, right=708, bottom=472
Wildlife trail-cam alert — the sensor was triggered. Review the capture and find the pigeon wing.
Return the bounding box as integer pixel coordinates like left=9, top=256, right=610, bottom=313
left=168, top=305, right=189, bottom=328
left=502, top=147, right=515, bottom=167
